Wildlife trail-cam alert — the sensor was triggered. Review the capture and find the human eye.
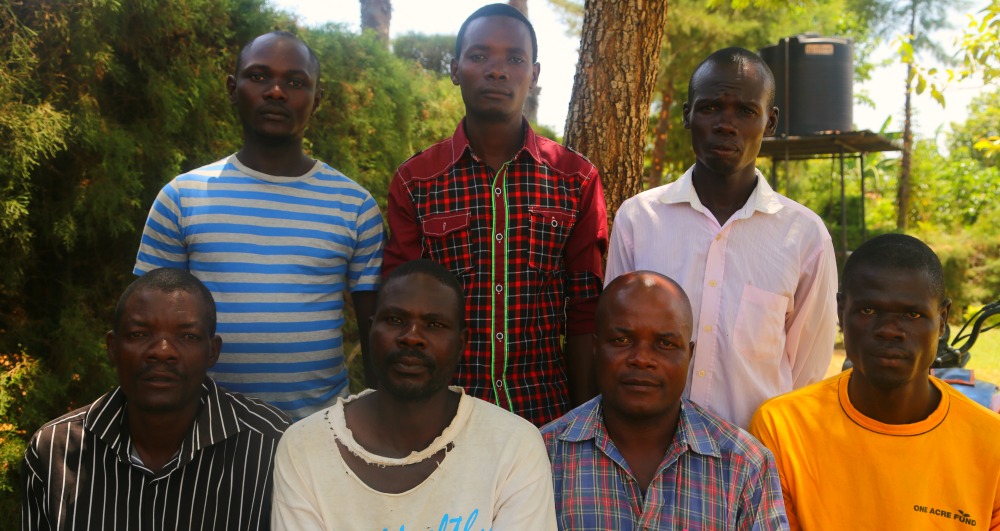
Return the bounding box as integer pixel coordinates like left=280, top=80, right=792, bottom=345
left=741, top=107, right=758, bottom=116
left=126, top=330, right=148, bottom=339
left=657, top=338, right=679, bottom=349
left=247, top=72, right=265, bottom=82
left=288, top=79, right=306, bottom=88
left=611, top=336, right=631, bottom=345
left=859, top=307, right=875, bottom=315
left=905, top=311, right=923, bottom=319
left=509, top=55, right=526, bottom=64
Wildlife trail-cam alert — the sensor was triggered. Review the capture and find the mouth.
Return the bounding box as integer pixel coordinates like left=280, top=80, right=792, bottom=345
left=708, top=144, right=740, bottom=156
left=620, top=377, right=661, bottom=389
left=386, top=351, right=435, bottom=375
left=259, top=106, right=290, bottom=120
left=140, top=370, right=182, bottom=387
left=480, top=89, right=512, bottom=99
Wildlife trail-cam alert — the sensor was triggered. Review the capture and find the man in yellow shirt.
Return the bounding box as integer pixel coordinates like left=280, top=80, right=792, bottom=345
left=750, top=233, right=1000, bottom=530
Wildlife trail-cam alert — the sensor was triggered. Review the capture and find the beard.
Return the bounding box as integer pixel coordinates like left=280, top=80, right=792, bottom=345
left=379, top=349, right=451, bottom=402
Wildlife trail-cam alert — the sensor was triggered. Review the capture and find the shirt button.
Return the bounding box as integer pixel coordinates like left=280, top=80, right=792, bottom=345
left=704, top=325, right=712, bottom=332
left=495, top=284, right=503, bottom=293
left=496, top=332, right=504, bottom=341
left=495, top=380, right=504, bottom=388
left=494, top=187, right=502, bottom=195
left=495, top=233, right=503, bottom=242
left=709, top=280, right=717, bottom=287
left=715, top=234, right=722, bottom=241
left=698, top=370, right=706, bottom=377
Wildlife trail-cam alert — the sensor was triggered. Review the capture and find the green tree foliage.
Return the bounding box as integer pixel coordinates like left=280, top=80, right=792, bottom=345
left=393, top=32, right=456, bottom=76
left=0, top=1, right=463, bottom=518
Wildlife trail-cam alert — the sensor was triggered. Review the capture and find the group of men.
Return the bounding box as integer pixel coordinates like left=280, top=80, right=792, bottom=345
left=20, top=3, right=1000, bottom=530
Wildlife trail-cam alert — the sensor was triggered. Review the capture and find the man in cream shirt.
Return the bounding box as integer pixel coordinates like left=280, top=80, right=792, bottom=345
left=605, top=47, right=837, bottom=427
left=271, top=259, right=556, bottom=530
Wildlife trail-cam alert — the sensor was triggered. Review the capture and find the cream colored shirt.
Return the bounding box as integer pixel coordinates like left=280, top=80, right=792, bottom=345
left=271, top=387, right=557, bottom=530
left=606, top=166, right=838, bottom=427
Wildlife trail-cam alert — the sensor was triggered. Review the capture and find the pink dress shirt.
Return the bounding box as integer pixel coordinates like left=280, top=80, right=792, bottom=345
left=606, top=166, right=838, bottom=427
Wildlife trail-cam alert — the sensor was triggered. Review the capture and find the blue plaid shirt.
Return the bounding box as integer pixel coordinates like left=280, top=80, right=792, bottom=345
left=541, top=396, right=789, bottom=531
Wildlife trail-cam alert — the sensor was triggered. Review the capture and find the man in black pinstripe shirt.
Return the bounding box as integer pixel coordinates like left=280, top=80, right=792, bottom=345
left=20, top=268, right=291, bottom=530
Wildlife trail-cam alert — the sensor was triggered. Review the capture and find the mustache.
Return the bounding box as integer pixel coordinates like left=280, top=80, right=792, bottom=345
left=137, top=364, right=182, bottom=378
left=384, top=349, right=436, bottom=368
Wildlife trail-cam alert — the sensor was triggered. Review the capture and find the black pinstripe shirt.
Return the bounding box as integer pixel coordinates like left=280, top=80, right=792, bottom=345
left=21, top=379, right=291, bottom=531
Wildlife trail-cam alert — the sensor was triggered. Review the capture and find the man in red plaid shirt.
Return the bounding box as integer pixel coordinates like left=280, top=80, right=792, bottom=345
left=383, top=3, right=608, bottom=426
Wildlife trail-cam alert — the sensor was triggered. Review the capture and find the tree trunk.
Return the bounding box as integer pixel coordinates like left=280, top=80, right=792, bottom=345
left=360, top=0, right=391, bottom=46
left=562, top=0, right=669, bottom=223
left=508, top=0, right=540, bottom=124
left=646, top=84, right=673, bottom=187
left=896, top=5, right=916, bottom=231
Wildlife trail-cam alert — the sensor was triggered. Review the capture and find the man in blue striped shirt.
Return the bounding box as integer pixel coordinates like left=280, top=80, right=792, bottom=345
left=134, top=31, right=384, bottom=420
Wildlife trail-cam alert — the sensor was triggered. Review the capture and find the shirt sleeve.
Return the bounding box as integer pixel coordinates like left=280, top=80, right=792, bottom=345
left=739, top=447, right=792, bottom=531
left=749, top=408, right=799, bottom=531
left=20, top=434, right=49, bottom=531
left=134, top=183, right=189, bottom=275
left=785, top=235, right=838, bottom=389
left=271, top=436, right=327, bottom=531
left=604, top=195, right=635, bottom=287
left=492, top=427, right=558, bottom=531
left=383, top=171, right=423, bottom=278
left=348, top=194, right=385, bottom=292
left=563, top=170, right=608, bottom=336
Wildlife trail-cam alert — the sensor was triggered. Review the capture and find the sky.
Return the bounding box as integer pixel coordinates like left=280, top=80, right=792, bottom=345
left=270, top=0, right=990, bottom=143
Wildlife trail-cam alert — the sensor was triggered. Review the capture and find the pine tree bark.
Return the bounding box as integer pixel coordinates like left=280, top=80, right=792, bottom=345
left=562, top=0, right=669, bottom=222
left=360, top=0, right=391, bottom=46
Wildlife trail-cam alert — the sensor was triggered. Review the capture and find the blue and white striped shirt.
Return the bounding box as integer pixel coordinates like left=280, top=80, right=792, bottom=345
left=135, top=155, right=384, bottom=420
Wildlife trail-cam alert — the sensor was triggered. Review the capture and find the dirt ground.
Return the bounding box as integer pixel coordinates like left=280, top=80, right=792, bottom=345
left=825, top=349, right=848, bottom=379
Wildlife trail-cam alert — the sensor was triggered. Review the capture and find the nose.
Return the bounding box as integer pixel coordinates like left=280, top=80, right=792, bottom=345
left=625, top=343, right=657, bottom=368
left=485, top=60, right=509, bottom=81
left=873, top=315, right=905, bottom=341
left=264, top=81, right=287, bottom=101
left=146, top=336, right=180, bottom=362
left=713, top=114, right=737, bottom=135
left=397, top=323, right=427, bottom=349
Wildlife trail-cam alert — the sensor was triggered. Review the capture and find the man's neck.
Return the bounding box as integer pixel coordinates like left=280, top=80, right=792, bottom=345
left=347, top=389, right=461, bottom=457
left=235, top=139, right=314, bottom=177
left=464, top=115, right=526, bottom=172
left=847, top=373, right=941, bottom=425
left=126, top=402, right=200, bottom=473
left=691, top=163, right=758, bottom=226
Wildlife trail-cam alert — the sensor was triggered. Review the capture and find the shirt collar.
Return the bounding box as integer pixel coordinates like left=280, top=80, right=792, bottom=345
left=658, top=165, right=784, bottom=219
left=84, top=378, right=245, bottom=473
left=449, top=117, right=542, bottom=167
left=557, top=397, right=720, bottom=458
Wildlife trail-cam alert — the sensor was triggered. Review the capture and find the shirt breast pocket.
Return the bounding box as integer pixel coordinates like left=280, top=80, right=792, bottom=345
left=421, top=210, right=474, bottom=274
left=528, top=208, right=577, bottom=272
left=733, top=284, right=789, bottom=361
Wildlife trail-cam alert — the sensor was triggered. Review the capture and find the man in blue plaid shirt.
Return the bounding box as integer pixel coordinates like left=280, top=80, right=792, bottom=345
left=542, top=271, right=788, bottom=530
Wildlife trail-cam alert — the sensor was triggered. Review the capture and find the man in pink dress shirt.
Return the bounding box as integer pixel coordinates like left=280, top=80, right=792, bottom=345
left=605, top=47, right=838, bottom=427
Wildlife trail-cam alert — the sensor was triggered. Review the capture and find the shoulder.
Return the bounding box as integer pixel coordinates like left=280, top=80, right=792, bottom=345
left=941, top=382, right=1000, bottom=432
left=751, top=373, right=843, bottom=430
left=684, top=400, right=773, bottom=467
left=540, top=397, right=598, bottom=442
left=312, top=162, right=379, bottom=203
left=467, top=396, right=543, bottom=438
left=393, top=136, right=459, bottom=184
left=532, top=135, right=598, bottom=182
left=25, top=397, right=108, bottom=462
left=771, top=191, right=832, bottom=241
left=221, top=388, right=292, bottom=440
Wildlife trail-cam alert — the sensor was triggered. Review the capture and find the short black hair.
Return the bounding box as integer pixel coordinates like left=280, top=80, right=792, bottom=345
left=235, top=30, right=321, bottom=82
left=379, top=259, right=466, bottom=329
left=116, top=268, right=217, bottom=335
left=455, top=3, right=538, bottom=63
left=841, top=234, right=946, bottom=302
left=689, top=47, right=775, bottom=108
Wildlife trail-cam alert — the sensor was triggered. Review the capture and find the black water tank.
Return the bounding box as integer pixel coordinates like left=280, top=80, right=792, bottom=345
left=760, top=35, right=853, bottom=136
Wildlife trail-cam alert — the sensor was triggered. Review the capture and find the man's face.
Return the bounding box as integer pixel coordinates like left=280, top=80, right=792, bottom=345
left=840, top=265, right=949, bottom=393
left=683, top=61, right=777, bottom=177
left=595, top=281, right=693, bottom=422
left=107, top=288, right=221, bottom=415
left=450, top=15, right=539, bottom=123
left=369, top=274, right=469, bottom=401
left=227, top=34, right=321, bottom=144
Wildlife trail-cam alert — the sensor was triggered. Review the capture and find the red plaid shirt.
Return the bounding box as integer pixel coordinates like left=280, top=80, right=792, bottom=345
left=385, top=120, right=608, bottom=426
